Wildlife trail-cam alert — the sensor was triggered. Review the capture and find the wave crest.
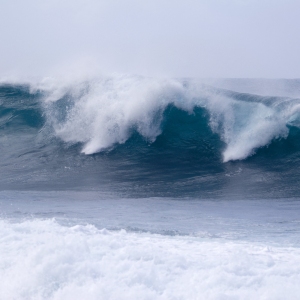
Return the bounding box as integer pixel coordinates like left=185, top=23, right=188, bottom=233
left=38, top=76, right=300, bottom=161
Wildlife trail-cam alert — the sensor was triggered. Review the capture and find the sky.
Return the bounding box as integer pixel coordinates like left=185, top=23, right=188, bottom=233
left=0, top=0, right=299, bottom=79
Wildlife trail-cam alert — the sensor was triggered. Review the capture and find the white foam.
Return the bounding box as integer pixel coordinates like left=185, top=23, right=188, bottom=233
left=41, top=76, right=188, bottom=154
left=36, top=76, right=300, bottom=160
left=0, top=218, right=300, bottom=300
left=205, top=93, right=289, bottom=162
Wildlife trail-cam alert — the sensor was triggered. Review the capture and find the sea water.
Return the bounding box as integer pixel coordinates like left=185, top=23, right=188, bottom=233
left=1, top=77, right=300, bottom=299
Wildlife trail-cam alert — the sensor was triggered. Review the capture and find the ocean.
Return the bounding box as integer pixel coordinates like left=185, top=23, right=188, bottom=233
left=1, top=76, right=300, bottom=299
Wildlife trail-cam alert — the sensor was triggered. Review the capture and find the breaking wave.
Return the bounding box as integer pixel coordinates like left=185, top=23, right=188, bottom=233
left=1, top=76, right=300, bottom=196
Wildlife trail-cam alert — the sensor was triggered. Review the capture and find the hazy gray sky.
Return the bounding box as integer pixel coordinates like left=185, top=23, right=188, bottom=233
left=0, top=0, right=299, bottom=78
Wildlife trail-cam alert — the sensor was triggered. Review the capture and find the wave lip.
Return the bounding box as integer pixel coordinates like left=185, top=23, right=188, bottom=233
left=43, top=76, right=192, bottom=155
left=35, top=76, right=300, bottom=162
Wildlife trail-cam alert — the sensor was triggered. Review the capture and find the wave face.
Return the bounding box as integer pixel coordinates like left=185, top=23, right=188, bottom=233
left=1, top=77, right=300, bottom=197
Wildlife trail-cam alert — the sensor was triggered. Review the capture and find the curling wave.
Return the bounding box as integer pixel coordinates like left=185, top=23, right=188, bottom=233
left=1, top=76, right=300, bottom=196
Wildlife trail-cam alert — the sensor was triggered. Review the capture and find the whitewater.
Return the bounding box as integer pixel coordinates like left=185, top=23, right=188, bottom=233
left=1, top=76, right=300, bottom=299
